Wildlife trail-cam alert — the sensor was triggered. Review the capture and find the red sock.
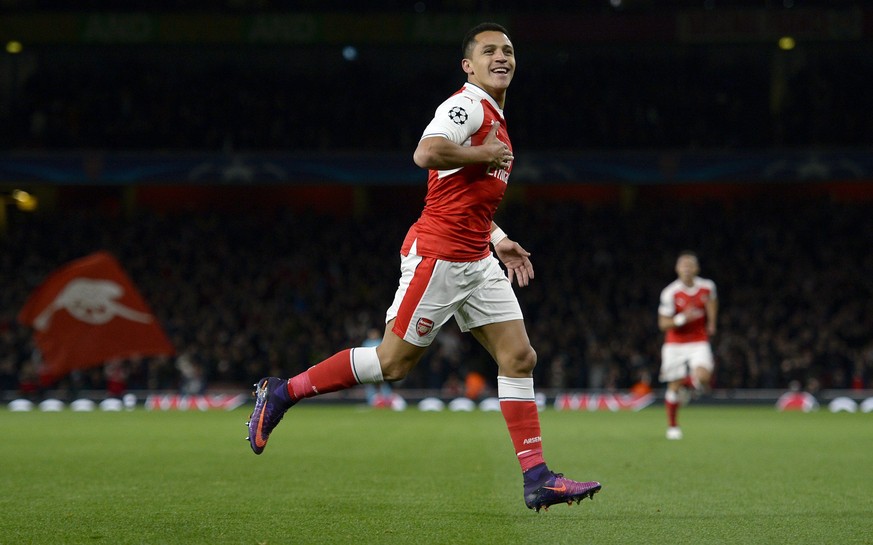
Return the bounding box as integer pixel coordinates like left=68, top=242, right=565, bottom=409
left=666, top=400, right=679, bottom=427
left=500, top=400, right=546, bottom=472
left=287, top=349, right=359, bottom=401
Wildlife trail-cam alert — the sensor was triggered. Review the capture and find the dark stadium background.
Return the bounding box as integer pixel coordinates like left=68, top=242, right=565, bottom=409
left=1, top=1, right=871, bottom=404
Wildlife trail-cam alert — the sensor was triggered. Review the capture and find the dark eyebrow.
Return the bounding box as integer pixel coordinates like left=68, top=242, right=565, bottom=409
left=481, top=43, right=512, bottom=53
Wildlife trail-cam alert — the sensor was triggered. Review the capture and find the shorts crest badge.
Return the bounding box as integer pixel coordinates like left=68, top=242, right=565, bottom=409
left=416, top=317, right=434, bottom=337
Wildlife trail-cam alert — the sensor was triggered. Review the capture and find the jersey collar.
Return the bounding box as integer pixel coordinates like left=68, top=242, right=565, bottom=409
left=463, top=83, right=503, bottom=114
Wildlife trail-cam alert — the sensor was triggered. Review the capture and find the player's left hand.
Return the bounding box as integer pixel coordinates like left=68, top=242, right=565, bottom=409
left=495, top=239, right=534, bottom=287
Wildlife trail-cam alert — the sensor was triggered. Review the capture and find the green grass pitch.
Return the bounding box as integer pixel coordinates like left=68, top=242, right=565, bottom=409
left=1, top=404, right=869, bottom=544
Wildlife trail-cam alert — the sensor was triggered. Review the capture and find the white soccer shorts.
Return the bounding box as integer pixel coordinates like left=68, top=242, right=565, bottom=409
left=385, top=248, right=523, bottom=347
left=659, top=341, right=714, bottom=383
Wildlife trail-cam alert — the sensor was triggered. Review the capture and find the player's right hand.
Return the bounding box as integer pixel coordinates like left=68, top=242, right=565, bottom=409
left=483, top=121, right=513, bottom=170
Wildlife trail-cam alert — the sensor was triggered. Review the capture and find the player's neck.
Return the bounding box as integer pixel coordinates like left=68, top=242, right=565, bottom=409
left=490, top=90, right=507, bottom=109
left=493, top=90, right=507, bottom=108
left=468, top=79, right=507, bottom=108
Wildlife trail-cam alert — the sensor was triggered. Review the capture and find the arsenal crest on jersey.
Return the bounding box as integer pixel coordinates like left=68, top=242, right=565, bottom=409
left=416, top=317, right=434, bottom=337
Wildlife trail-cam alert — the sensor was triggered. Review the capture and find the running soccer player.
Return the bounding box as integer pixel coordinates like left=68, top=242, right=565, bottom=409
left=246, top=22, right=601, bottom=512
left=658, top=250, right=718, bottom=440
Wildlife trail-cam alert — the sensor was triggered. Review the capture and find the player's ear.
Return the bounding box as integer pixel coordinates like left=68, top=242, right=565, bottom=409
left=461, top=58, right=473, bottom=74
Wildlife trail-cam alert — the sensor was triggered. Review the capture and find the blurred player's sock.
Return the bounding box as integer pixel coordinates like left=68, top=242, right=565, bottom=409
left=665, top=388, right=679, bottom=427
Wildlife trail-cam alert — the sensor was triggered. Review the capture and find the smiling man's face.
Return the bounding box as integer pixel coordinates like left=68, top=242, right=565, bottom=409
left=462, top=30, right=515, bottom=105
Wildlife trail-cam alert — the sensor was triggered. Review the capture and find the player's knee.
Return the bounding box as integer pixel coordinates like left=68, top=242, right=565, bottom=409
left=504, top=345, right=537, bottom=375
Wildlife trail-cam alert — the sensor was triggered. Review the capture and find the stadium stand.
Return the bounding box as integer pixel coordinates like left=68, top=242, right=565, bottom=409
left=1, top=189, right=871, bottom=398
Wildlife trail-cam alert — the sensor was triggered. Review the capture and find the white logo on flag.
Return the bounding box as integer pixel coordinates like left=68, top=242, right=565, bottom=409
left=33, top=278, right=154, bottom=331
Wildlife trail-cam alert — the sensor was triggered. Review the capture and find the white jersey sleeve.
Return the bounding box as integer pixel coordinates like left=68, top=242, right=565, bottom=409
left=702, top=278, right=717, bottom=300
left=658, top=285, right=676, bottom=317
left=420, top=92, right=485, bottom=146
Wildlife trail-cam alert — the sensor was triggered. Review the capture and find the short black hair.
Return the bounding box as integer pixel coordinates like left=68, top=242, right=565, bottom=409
left=462, top=22, right=510, bottom=58
left=678, top=250, right=698, bottom=260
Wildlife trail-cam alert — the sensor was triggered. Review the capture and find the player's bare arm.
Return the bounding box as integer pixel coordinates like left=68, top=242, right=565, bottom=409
left=413, top=121, right=513, bottom=171
left=658, top=308, right=714, bottom=331
left=658, top=309, right=703, bottom=331
left=658, top=314, right=676, bottom=332
left=705, top=298, right=718, bottom=335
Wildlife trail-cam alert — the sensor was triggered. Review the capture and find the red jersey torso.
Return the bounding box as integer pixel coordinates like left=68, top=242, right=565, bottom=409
left=659, top=277, right=717, bottom=344
left=401, top=83, right=512, bottom=262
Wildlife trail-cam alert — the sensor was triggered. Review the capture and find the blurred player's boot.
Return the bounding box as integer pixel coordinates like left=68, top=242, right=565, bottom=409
left=246, top=377, right=294, bottom=455
left=524, top=471, right=601, bottom=512
left=666, top=426, right=683, bottom=440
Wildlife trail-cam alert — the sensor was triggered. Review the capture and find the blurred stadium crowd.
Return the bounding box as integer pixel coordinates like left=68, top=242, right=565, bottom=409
left=2, top=192, right=871, bottom=398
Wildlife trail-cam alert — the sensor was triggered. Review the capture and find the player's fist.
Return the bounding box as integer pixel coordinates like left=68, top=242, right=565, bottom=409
left=484, top=121, right=512, bottom=170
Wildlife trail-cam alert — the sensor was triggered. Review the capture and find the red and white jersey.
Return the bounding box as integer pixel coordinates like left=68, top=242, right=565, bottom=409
left=659, top=276, right=717, bottom=344
left=401, top=83, right=513, bottom=262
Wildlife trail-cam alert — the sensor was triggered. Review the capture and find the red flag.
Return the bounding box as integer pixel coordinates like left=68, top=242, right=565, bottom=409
left=17, top=251, right=175, bottom=380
